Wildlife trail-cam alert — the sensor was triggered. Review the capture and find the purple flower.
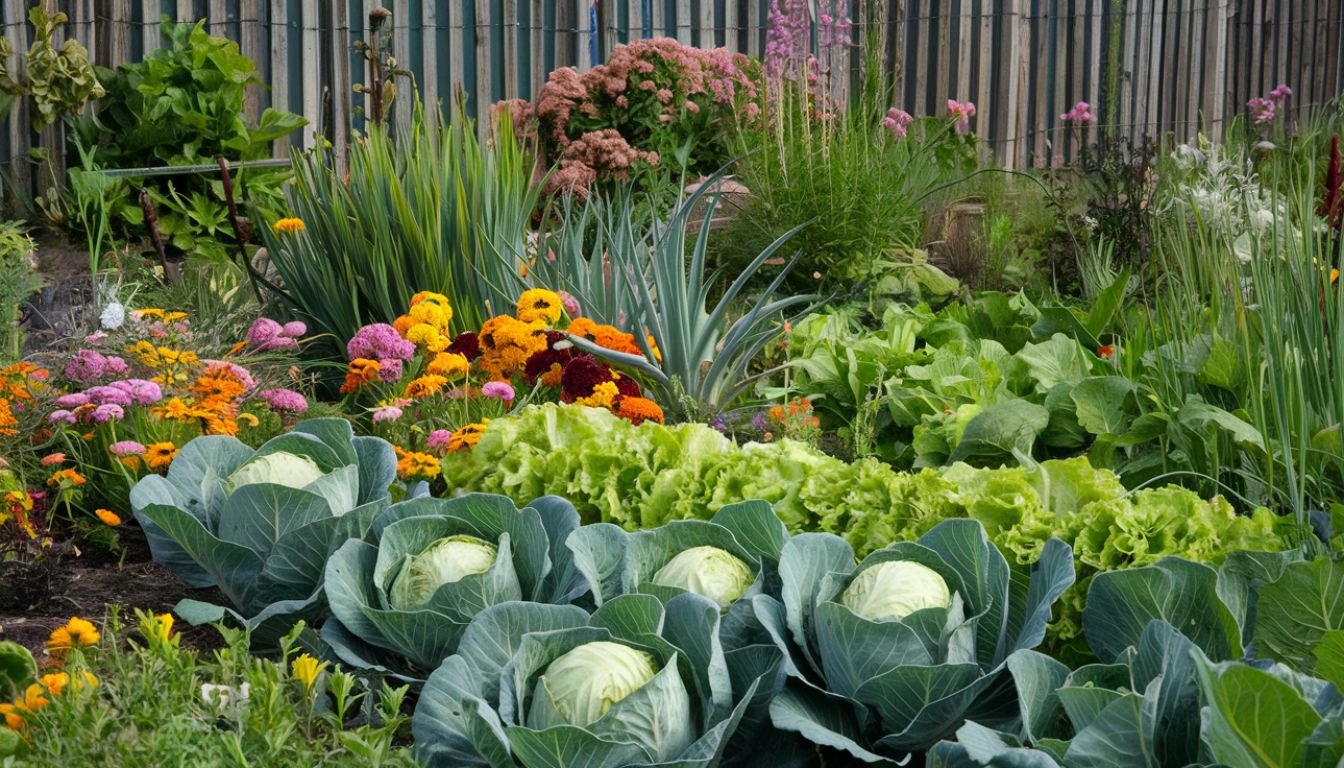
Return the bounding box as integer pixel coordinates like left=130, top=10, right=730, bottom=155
left=481, top=381, right=516, bottom=402
left=281, top=321, right=307, bottom=337
left=110, top=440, right=146, bottom=456
left=55, top=393, right=90, bottom=408
left=427, top=429, right=453, bottom=451
left=377, top=358, right=404, bottom=382
left=259, top=388, right=308, bottom=414
left=85, top=385, right=135, bottom=408
left=64, top=350, right=130, bottom=384
left=1248, top=96, right=1276, bottom=126
left=247, top=317, right=283, bottom=344
left=348, top=323, right=415, bottom=363
left=48, top=409, right=76, bottom=424
left=109, top=378, right=163, bottom=406
left=371, top=405, right=403, bottom=423
left=88, top=403, right=125, bottom=423
left=1269, top=83, right=1292, bottom=103
left=750, top=410, right=769, bottom=431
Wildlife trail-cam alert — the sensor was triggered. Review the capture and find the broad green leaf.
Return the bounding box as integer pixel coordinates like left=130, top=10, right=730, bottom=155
left=1015, top=334, right=1093, bottom=394
left=0, top=641, right=36, bottom=698
left=567, top=523, right=629, bottom=606
left=769, top=681, right=896, bottom=764
left=948, top=400, right=1050, bottom=466
left=1063, top=692, right=1153, bottom=768
left=1254, top=558, right=1344, bottom=674
left=711, top=500, right=790, bottom=564
left=1005, top=650, right=1070, bottom=743
left=1070, top=377, right=1136, bottom=436
left=1313, top=630, right=1344, bottom=690
left=138, top=502, right=264, bottom=610
left=1083, top=557, right=1242, bottom=663
left=1195, top=655, right=1323, bottom=768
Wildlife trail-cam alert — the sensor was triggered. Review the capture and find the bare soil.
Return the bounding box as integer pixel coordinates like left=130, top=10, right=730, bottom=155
left=0, top=526, right=226, bottom=655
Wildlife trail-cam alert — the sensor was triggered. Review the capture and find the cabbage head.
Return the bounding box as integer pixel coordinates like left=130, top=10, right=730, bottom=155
left=322, top=494, right=589, bottom=678
left=413, top=593, right=784, bottom=768
left=129, top=419, right=396, bottom=644
left=755, top=519, right=1074, bottom=761
left=653, top=546, right=754, bottom=610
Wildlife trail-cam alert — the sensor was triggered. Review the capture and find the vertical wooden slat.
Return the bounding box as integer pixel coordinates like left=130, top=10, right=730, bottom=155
left=392, top=0, right=410, bottom=127
left=5, top=0, right=31, bottom=197
left=747, top=0, right=761, bottom=55
left=630, top=0, right=644, bottom=44
left=698, top=0, right=713, bottom=48
left=956, top=0, right=971, bottom=103
left=975, top=0, right=991, bottom=144
left=449, top=0, right=465, bottom=100
left=208, top=0, right=225, bottom=31
left=330, top=0, right=348, bottom=162
left=674, top=0, right=690, bottom=44
left=175, top=0, right=192, bottom=22
left=142, top=0, right=161, bottom=51
left=530, top=0, right=545, bottom=96
left=502, top=0, right=517, bottom=95
left=300, top=1, right=319, bottom=144
left=723, top=0, right=737, bottom=51
left=237, top=0, right=260, bottom=122
left=268, top=0, right=288, bottom=153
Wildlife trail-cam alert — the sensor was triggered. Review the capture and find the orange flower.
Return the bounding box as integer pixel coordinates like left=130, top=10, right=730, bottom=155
left=273, top=217, right=305, bottom=234
left=47, top=616, right=100, bottom=651
left=426, top=352, right=470, bottom=378
left=46, top=468, right=86, bottom=487
left=144, top=442, right=178, bottom=472
left=95, top=509, right=122, bottom=526
left=340, top=358, right=383, bottom=393
left=516, top=289, right=563, bottom=326
left=40, top=453, right=66, bottom=466
left=404, top=374, right=449, bottom=399
left=447, top=421, right=489, bottom=452
left=395, top=448, right=441, bottom=481
left=616, top=396, right=664, bottom=425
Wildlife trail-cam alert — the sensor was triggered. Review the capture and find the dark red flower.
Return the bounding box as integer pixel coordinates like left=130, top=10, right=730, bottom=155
left=559, top=354, right=614, bottom=402
left=613, top=374, right=641, bottom=398
left=448, top=332, right=482, bottom=361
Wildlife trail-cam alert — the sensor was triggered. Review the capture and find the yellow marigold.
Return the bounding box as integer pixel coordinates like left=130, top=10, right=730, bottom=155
left=119, top=455, right=142, bottom=471
left=404, top=374, right=449, bottom=399
left=396, top=449, right=441, bottom=481
left=95, top=508, right=122, bottom=526
left=151, top=397, right=194, bottom=421
left=479, top=316, right=548, bottom=378
left=161, top=311, right=188, bottom=323
left=273, top=217, right=305, bottom=234
left=139, top=611, right=175, bottom=646
left=404, top=323, right=445, bottom=350
left=46, top=468, right=86, bottom=487
left=616, top=396, right=664, bottom=425
left=575, top=380, right=620, bottom=409
left=0, top=701, right=24, bottom=730
left=144, top=442, right=178, bottom=471
left=14, top=682, right=49, bottom=715
left=134, top=308, right=166, bottom=321
left=516, top=289, right=563, bottom=326
left=48, top=617, right=100, bottom=651
left=426, top=352, right=470, bottom=378
left=291, top=653, right=328, bottom=691
left=410, top=290, right=450, bottom=308
left=408, top=299, right=451, bottom=330
left=447, top=420, right=489, bottom=452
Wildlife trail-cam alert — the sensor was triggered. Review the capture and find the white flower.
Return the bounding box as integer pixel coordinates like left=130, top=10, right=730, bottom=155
left=201, top=682, right=251, bottom=709
left=99, top=301, right=125, bottom=330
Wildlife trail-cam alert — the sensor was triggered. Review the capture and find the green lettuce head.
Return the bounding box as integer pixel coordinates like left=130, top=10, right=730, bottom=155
left=841, top=560, right=951, bottom=622
left=653, top=546, right=754, bottom=610
left=528, top=641, right=661, bottom=727
left=323, top=494, right=590, bottom=678
left=389, top=535, right=499, bottom=610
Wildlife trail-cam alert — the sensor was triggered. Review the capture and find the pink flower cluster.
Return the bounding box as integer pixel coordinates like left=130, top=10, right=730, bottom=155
left=258, top=388, right=308, bottom=414
left=64, top=349, right=129, bottom=385
left=765, top=0, right=811, bottom=75
left=348, top=323, right=415, bottom=382
left=427, top=429, right=453, bottom=452
left=1059, top=100, right=1095, bottom=125
left=247, top=318, right=307, bottom=351
left=947, top=99, right=977, bottom=135
left=1247, top=84, right=1292, bottom=127
left=547, top=130, right=660, bottom=199
left=110, top=440, right=146, bottom=457
left=882, top=108, right=914, bottom=140
left=48, top=378, right=162, bottom=424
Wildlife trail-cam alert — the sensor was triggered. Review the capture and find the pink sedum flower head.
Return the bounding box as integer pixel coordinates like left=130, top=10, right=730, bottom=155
left=259, top=388, right=308, bottom=414
left=371, top=404, right=404, bottom=423
left=110, top=440, right=146, bottom=456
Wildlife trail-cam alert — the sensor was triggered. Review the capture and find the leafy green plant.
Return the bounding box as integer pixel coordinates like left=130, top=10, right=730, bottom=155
left=0, top=221, right=41, bottom=358
left=22, top=6, right=104, bottom=130
left=9, top=608, right=418, bottom=765
left=756, top=519, right=1073, bottom=760
left=322, top=493, right=589, bottom=679
left=129, top=419, right=396, bottom=643
left=565, top=183, right=816, bottom=421
left=411, top=592, right=784, bottom=766
left=260, top=106, right=540, bottom=348
left=68, top=18, right=305, bottom=262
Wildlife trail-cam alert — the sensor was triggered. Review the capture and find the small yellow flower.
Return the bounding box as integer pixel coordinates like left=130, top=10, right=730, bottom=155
left=47, top=617, right=100, bottom=652
left=140, top=611, right=175, bottom=645
left=516, top=288, right=563, bottom=326
left=95, top=508, right=122, bottom=526
left=291, top=653, right=329, bottom=691
left=575, top=380, right=620, bottom=409
left=273, top=217, right=305, bottom=234
left=144, top=442, right=178, bottom=472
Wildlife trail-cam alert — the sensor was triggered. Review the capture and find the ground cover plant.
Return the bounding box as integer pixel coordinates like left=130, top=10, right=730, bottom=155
left=0, top=2, right=1341, bottom=765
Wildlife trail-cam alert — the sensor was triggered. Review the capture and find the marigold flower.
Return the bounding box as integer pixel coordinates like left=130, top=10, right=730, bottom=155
left=144, top=442, right=178, bottom=471
left=273, top=217, right=305, bottom=234
left=95, top=508, right=122, bottom=526
left=426, top=352, right=470, bottom=379
left=404, top=374, right=450, bottom=399
left=46, top=468, right=86, bottom=488
left=290, top=653, right=328, bottom=691
left=0, top=701, right=25, bottom=729
left=396, top=448, right=441, bottom=480
left=447, top=420, right=489, bottom=452
left=516, top=288, right=563, bottom=326
left=340, top=357, right=383, bottom=394
left=616, top=396, right=664, bottom=425
left=48, top=616, right=100, bottom=651
left=575, top=380, right=621, bottom=409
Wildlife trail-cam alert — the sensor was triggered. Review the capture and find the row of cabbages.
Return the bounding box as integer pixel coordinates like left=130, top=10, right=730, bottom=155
left=129, top=420, right=1073, bottom=764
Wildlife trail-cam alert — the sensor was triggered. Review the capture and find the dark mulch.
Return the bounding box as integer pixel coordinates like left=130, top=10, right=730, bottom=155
left=0, top=526, right=227, bottom=656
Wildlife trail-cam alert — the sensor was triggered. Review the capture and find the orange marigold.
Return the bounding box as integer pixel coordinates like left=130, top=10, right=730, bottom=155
left=46, top=468, right=86, bottom=487
left=94, top=509, right=122, bottom=526
left=144, top=442, right=178, bottom=471
left=404, top=374, right=449, bottom=399
left=447, top=421, right=489, bottom=452
left=396, top=448, right=442, bottom=481
left=616, top=396, right=664, bottom=425
left=340, top=358, right=382, bottom=393
left=426, top=352, right=470, bottom=378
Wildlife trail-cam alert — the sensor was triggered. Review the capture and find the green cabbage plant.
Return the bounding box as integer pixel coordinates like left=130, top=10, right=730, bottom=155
left=321, top=494, right=589, bottom=678
left=412, top=592, right=785, bottom=767
left=129, top=419, right=396, bottom=642
left=756, top=518, right=1074, bottom=762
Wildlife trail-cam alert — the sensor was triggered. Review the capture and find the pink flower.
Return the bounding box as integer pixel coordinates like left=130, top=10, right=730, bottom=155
left=64, top=349, right=129, bottom=384
left=40, top=453, right=66, bottom=466
left=88, top=403, right=125, bottom=423
left=55, top=393, right=90, bottom=408
left=371, top=405, right=403, bottom=423
left=348, top=323, right=415, bottom=362
left=110, top=440, right=146, bottom=456
left=427, top=429, right=453, bottom=452
left=281, top=321, right=307, bottom=337
left=1060, top=100, right=1095, bottom=125
left=1269, top=83, right=1292, bottom=103
left=1248, top=96, right=1276, bottom=126
left=109, top=378, right=163, bottom=406
left=47, top=409, right=76, bottom=424
left=882, top=108, right=914, bottom=139
left=558, top=291, right=582, bottom=317
left=259, top=388, right=308, bottom=414
left=481, top=381, right=516, bottom=403
left=947, top=99, right=976, bottom=134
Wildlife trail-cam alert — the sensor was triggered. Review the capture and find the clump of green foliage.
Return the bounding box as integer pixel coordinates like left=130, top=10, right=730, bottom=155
left=68, top=18, right=306, bottom=263
left=3, top=608, right=416, bottom=765
left=0, top=221, right=41, bottom=359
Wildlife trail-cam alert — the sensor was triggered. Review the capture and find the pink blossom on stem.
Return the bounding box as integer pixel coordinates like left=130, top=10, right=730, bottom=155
left=882, top=108, right=914, bottom=139
left=947, top=99, right=977, bottom=134
left=1059, top=100, right=1095, bottom=125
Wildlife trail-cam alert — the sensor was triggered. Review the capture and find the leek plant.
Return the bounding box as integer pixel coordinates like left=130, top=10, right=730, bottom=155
left=259, top=105, right=541, bottom=350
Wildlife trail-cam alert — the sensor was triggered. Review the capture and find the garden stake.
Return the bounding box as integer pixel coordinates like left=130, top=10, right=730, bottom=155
left=217, top=156, right=267, bottom=307
left=138, top=188, right=175, bottom=284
